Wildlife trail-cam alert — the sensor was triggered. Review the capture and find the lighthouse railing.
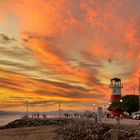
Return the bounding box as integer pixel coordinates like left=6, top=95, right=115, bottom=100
left=109, top=84, right=123, bottom=88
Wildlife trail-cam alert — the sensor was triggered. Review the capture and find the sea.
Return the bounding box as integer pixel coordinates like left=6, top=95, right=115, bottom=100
left=0, top=114, right=59, bottom=126
left=0, top=115, right=22, bottom=126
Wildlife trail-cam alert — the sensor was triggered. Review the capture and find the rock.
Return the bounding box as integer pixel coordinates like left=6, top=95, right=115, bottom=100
left=119, top=129, right=127, bottom=138
left=126, top=131, right=133, bottom=137
left=131, top=136, right=140, bottom=140
left=1, top=118, right=140, bottom=140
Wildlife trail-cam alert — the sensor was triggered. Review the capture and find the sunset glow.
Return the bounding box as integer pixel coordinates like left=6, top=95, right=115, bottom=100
left=0, top=0, right=140, bottom=111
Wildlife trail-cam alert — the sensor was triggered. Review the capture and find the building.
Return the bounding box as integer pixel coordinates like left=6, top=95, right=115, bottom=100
left=109, top=77, right=123, bottom=116
left=110, top=78, right=123, bottom=102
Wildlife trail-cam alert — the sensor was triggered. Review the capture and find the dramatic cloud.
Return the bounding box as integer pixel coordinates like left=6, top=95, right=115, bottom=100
left=0, top=34, right=16, bottom=44
left=0, top=0, right=140, bottom=111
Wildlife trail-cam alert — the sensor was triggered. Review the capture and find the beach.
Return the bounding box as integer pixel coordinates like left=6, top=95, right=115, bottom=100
left=0, top=118, right=72, bottom=140
left=0, top=125, right=57, bottom=140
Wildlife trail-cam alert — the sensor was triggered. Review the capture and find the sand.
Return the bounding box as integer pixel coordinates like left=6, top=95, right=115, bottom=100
left=0, top=125, right=58, bottom=140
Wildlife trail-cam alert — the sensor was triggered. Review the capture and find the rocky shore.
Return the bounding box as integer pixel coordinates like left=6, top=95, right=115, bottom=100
left=1, top=118, right=140, bottom=140
left=54, top=119, right=140, bottom=140
left=0, top=118, right=73, bottom=129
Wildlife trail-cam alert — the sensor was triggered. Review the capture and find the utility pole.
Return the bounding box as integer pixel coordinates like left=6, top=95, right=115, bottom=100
left=130, top=87, right=135, bottom=95
left=132, top=76, right=140, bottom=112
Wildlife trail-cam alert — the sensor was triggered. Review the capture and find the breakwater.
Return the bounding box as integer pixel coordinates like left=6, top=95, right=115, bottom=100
left=1, top=118, right=140, bottom=140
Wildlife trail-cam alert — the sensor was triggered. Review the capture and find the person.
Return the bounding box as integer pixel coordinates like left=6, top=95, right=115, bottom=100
left=104, top=112, right=107, bottom=122
left=120, top=114, right=123, bottom=120
left=43, top=114, right=46, bottom=119
left=116, top=116, right=120, bottom=125
left=111, top=114, right=114, bottom=121
left=95, top=115, right=98, bottom=122
left=37, top=113, right=39, bottom=118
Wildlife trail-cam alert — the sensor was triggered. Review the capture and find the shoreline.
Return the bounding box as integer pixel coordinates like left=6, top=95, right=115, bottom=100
left=0, top=118, right=140, bottom=140
left=0, top=125, right=58, bottom=140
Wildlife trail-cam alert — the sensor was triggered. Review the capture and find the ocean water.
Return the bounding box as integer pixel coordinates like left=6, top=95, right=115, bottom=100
left=0, top=115, right=22, bottom=126
left=0, top=114, right=63, bottom=126
left=0, top=114, right=60, bottom=126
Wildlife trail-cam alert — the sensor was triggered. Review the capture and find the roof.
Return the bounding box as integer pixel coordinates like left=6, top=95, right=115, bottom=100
left=111, top=77, right=121, bottom=82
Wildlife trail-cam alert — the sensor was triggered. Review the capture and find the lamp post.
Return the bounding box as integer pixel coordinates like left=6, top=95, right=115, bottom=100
left=105, top=105, right=107, bottom=110
left=108, top=102, right=111, bottom=109
left=25, top=98, right=29, bottom=117
left=104, top=105, right=107, bottom=122
left=93, top=104, right=96, bottom=112
left=59, top=103, right=61, bottom=119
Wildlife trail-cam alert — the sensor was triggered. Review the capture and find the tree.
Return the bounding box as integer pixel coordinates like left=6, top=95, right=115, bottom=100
left=108, top=100, right=121, bottom=111
left=121, top=95, right=139, bottom=113
left=108, top=95, right=139, bottom=114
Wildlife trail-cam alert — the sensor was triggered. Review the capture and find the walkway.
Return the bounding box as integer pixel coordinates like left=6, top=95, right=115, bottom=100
left=103, top=118, right=140, bottom=126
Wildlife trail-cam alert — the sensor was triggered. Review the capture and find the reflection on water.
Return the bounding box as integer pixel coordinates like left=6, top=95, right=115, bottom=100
left=0, top=114, right=60, bottom=126
left=0, top=115, right=22, bottom=126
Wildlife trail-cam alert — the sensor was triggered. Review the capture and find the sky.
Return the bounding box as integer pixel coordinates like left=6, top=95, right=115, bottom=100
left=0, top=0, right=140, bottom=112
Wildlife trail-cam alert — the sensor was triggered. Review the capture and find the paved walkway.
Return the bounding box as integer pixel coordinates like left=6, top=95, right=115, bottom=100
left=103, top=118, right=140, bottom=126
left=0, top=125, right=58, bottom=140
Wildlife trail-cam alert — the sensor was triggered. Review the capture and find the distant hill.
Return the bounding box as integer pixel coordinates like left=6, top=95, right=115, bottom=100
left=0, top=110, right=81, bottom=115
left=0, top=111, right=25, bottom=115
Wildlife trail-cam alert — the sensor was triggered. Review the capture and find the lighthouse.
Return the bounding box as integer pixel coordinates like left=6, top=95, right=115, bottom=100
left=109, top=78, right=123, bottom=103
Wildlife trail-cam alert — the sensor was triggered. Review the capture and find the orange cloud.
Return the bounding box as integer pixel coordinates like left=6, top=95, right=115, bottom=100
left=24, top=38, right=92, bottom=83
left=0, top=0, right=140, bottom=111
left=0, top=70, right=103, bottom=111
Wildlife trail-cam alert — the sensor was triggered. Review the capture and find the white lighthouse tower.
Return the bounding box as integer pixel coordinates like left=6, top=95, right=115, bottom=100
left=109, top=78, right=123, bottom=103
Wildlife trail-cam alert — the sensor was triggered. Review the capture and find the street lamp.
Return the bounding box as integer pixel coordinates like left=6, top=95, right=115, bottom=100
left=104, top=105, right=107, bottom=112
left=58, top=103, right=61, bottom=119
left=120, top=99, right=123, bottom=103
left=93, top=104, right=96, bottom=112
left=25, top=98, right=29, bottom=117
left=109, top=102, right=111, bottom=105
left=108, top=102, right=111, bottom=109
